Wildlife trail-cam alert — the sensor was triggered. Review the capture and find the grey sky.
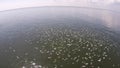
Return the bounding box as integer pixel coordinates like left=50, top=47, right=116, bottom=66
left=0, top=0, right=120, bottom=11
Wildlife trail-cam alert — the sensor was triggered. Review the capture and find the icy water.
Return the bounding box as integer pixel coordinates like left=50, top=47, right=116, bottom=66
left=0, top=7, right=120, bottom=68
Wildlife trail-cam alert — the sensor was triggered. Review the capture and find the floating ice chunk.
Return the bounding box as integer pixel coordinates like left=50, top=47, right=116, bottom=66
left=32, top=62, right=36, bottom=65
left=22, top=66, right=26, bottom=68
left=16, top=56, right=20, bottom=59
left=98, top=58, right=102, bottom=62
left=13, top=49, right=16, bottom=52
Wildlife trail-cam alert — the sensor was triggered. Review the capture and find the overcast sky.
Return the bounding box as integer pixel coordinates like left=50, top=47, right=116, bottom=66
left=0, top=0, right=120, bottom=11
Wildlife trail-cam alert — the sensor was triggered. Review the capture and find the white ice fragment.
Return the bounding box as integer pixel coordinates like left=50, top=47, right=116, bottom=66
left=16, top=56, right=20, bottom=59
left=54, top=48, right=57, bottom=50
left=25, top=53, right=28, bottom=55
left=100, top=44, right=103, bottom=47
left=13, top=49, right=16, bottom=52
left=82, top=65, right=86, bottom=68
left=48, top=56, right=52, bottom=59
left=34, top=47, right=39, bottom=50
left=67, top=44, right=72, bottom=47
left=98, top=58, right=102, bottom=62
left=22, top=66, right=26, bottom=68
left=32, top=62, right=36, bottom=65
left=85, top=63, right=89, bottom=65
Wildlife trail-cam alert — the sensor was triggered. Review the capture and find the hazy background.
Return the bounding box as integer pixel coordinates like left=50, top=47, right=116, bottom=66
left=0, top=0, right=120, bottom=30
left=0, top=0, right=120, bottom=11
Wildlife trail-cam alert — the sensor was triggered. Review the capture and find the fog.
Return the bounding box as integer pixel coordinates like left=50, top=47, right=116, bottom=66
left=0, top=6, right=120, bottom=32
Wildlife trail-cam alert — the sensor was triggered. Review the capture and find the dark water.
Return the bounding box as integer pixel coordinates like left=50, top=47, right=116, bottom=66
left=0, top=7, right=120, bottom=68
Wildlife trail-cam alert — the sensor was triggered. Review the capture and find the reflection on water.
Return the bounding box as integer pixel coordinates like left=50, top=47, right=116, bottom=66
left=101, top=11, right=120, bottom=30
left=0, top=7, right=120, bottom=68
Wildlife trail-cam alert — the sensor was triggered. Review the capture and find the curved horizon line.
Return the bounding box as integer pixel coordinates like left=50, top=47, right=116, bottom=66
left=0, top=6, right=120, bottom=14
